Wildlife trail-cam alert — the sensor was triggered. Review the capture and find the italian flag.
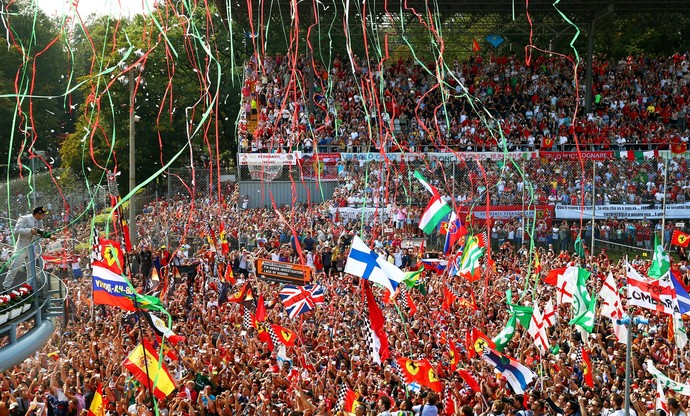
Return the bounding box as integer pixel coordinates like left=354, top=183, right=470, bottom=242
left=419, top=194, right=451, bottom=234
left=614, top=150, right=658, bottom=161
left=414, top=170, right=451, bottom=234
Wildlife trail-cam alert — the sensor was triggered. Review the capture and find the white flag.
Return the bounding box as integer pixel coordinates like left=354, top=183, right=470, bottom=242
left=528, top=302, right=550, bottom=354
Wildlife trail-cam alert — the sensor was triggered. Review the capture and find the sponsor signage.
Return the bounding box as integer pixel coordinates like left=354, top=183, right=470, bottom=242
left=256, top=258, right=312, bottom=285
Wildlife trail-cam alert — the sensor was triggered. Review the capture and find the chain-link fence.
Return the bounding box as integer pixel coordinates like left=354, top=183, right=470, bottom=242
left=233, top=151, right=690, bottom=258
left=167, top=168, right=237, bottom=201
left=0, top=169, right=92, bottom=229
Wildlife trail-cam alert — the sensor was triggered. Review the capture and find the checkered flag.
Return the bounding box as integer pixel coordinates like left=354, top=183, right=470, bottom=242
left=396, top=287, right=409, bottom=310
left=267, top=324, right=281, bottom=352
left=362, top=315, right=378, bottom=363
left=574, top=341, right=583, bottom=365
left=335, top=384, right=347, bottom=412
left=242, top=307, right=253, bottom=331
left=90, top=226, right=102, bottom=264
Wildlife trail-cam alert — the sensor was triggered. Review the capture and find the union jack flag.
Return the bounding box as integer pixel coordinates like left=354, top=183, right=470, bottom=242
left=279, top=284, right=324, bottom=319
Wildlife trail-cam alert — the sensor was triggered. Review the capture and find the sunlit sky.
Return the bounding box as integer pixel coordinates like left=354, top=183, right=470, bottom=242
left=34, top=0, right=157, bottom=18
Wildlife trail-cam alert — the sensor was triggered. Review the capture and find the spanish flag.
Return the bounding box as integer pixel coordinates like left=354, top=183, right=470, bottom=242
left=87, top=384, right=105, bottom=416
left=123, top=340, right=176, bottom=400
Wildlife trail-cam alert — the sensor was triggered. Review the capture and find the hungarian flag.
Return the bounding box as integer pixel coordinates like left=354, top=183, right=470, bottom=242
left=123, top=340, right=176, bottom=400
left=414, top=170, right=451, bottom=234
left=87, top=384, right=105, bottom=416
left=270, top=324, right=297, bottom=346
left=396, top=357, right=442, bottom=392
left=672, top=230, right=690, bottom=248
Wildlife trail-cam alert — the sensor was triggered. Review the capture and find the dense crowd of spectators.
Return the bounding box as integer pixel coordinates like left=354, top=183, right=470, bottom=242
left=4, top=49, right=690, bottom=416
left=238, top=53, right=690, bottom=153
left=1, top=184, right=690, bottom=416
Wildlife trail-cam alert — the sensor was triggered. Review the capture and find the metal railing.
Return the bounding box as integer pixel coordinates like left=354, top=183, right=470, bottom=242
left=0, top=243, right=68, bottom=372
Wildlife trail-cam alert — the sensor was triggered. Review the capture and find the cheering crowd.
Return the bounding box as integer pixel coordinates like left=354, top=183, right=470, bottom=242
left=3, top=48, right=690, bottom=416
left=0, top=181, right=690, bottom=416
left=238, top=53, right=690, bottom=154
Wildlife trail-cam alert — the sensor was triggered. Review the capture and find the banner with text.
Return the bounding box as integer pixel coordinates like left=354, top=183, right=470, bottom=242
left=540, top=151, right=613, bottom=161
left=338, top=152, right=537, bottom=164
left=238, top=153, right=298, bottom=166
left=555, top=203, right=690, bottom=220
left=457, top=205, right=555, bottom=224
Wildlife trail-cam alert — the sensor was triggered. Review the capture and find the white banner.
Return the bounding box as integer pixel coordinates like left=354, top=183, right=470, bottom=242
left=329, top=207, right=392, bottom=219
left=238, top=153, right=297, bottom=166
left=555, top=203, right=690, bottom=220
left=626, top=265, right=677, bottom=314
left=338, top=152, right=536, bottom=163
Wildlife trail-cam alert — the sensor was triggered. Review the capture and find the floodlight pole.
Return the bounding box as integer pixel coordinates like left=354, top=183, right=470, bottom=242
left=128, top=70, right=137, bottom=249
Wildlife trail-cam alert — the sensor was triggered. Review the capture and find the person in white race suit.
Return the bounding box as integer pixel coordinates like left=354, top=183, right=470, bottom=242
left=2, top=206, right=54, bottom=290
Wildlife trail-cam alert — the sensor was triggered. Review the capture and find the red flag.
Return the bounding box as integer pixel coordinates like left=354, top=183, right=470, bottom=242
left=448, top=340, right=459, bottom=371
left=122, top=222, right=133, bottom=253
left=470, top=328, right=496, bottom=357
left=224, top=264, right=236, bottom=284
left=396, top=357, right=442, bottom=392
left=472, top=38, right=481, bottom=52
left=442, top=285, right=457, bottom=311
left=256, top=294, right=266, bottom=322
left=338, top=385, right=362, bottom=414
left=581, top=346, right=594, bottom=388
left=364, top=281, right=390, bottom=363
left=544, top=267, right=567, bottom=286
left=457, top=369, right=481, bottom=392
left=671, top=230, right=690, bottom=248
left=671, top=142, right=688, bottom=154
left=541, top=136, right=554, bottom=150
left=270, top=324, right=297, bottom=346
left=406, top=291, right=417, bottom=315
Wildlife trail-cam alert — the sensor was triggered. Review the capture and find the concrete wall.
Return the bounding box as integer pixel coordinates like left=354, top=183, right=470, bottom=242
left=238, top=181, right=337, bottom=208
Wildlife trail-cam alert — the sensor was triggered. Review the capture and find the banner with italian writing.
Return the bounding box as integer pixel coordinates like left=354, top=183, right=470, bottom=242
left=555, top=203, right=690, bottom=220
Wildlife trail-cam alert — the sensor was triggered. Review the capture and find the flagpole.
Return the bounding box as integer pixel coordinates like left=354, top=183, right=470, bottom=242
left=590, top=161, right=596, bottom=257
left=660, top=155, right=669, bottom=248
